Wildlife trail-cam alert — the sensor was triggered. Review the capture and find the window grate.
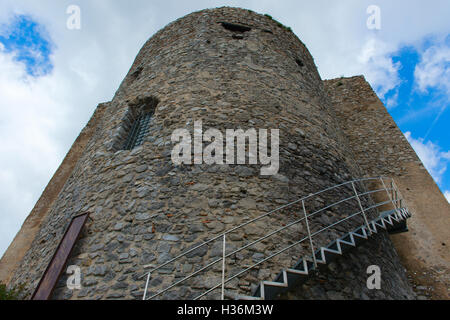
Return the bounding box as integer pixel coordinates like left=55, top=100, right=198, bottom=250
left=123, top=112, right=152, bottom=150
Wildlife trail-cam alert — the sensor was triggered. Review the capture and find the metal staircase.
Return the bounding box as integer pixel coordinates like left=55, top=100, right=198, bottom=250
left=140, top=176, right=411, bottom=300
left=238, top=208, right=411, bottom=300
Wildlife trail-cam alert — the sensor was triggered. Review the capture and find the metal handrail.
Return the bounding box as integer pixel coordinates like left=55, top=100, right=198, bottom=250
left=141, top=176, right=403, bottom=300
left=310, top=199, right=394, bottom=238
left=145, top=197, right=397, bottom=300
left=194, top=234, right=311, bottom=300
left=192, top=198, right=398, bottom=301
left=140, top=177, right=388, bottom=276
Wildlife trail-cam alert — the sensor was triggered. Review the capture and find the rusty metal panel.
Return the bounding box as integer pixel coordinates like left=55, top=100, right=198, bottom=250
left=31, top=212, right=89, bottom=300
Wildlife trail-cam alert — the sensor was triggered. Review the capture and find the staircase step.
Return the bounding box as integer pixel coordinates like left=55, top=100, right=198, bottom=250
left=321, top=247, right=343, bottom=262
left=286, top=268, right=309, bottom=276
left=286, top=269, right=304, bottom=285
left=236, top=294, right=263, bottom=300
left=340, top=234, right=356, bottom=246
left=237, top=207, right=411, bottom=300
left=373, top=219, right=386, bottom=229
left=260, top=282, right=287, bottom=300
left=381, top=217, right=395, bottom=227
left=351, top=227, right=369, bottom=241
left=314, top=250, right=327, bottom=264
left=327, top=240, right=341, bottom=253
left=263, top=271, right=288, bottom=288
left=292, top=259, right=309, bottom=274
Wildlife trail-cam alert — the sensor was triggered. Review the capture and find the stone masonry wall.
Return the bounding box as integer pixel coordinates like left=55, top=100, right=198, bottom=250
left=324, top=76, right=419, bottom=178
left=7, top=8, right=415, bottom=300
left=324, top=76, right=450, bottom=299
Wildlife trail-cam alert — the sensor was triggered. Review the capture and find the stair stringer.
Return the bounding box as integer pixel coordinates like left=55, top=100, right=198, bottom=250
left=236, top=208, right=411, bottom=300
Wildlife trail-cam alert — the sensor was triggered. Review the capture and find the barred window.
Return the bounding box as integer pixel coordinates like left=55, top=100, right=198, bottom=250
left=111, top=96, right=158, bottom=152
left=123, top=112, right=153, bottom=150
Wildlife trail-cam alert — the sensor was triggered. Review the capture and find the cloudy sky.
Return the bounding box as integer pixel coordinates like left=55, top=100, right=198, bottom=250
left=0, top=0, right=449, bottom=257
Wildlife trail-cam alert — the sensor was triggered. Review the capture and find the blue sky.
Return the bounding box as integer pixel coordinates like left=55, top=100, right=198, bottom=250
left=0, top=15, right=53, bottom=76
left=0, top=1, right=449, bottom=258
left=384, top=35, right=450, bottom=194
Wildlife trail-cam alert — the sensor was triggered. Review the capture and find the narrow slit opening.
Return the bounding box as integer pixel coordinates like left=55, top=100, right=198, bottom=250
left=220, top=22, right=252, bottom=33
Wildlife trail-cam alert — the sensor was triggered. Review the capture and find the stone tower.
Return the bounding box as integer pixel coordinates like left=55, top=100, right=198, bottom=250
left=4, top=7, right=438, bottom=300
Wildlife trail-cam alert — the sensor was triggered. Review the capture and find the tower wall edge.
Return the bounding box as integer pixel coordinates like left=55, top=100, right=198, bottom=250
left=325, top=76, right=450, bottom=299
left=0, top=103, right=108, bottom=285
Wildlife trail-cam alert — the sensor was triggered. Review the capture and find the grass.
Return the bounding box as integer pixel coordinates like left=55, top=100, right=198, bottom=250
left=0, top=282, right=25, bottom=300
left=264, top=14, right=292, bottom=32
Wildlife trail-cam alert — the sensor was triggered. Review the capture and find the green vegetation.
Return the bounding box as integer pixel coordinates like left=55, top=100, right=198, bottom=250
left=0, top=282, right=25, bottom=300
left=264, top=14, right=292, bottom=32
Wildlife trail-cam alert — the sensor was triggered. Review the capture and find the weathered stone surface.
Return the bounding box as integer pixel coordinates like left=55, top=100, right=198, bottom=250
left=325, top=76, right=450, bottom=299
left=135, top=213, right=150, bottom=221
left=162, top=235, right=180, bottom=242
left=5, top=7, right=417, bottom=302
left=113, top=223, right=125, bottom=231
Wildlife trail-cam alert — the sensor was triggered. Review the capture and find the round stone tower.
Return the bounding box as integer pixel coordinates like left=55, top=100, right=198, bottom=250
left=7, top=7, right=414, bottom=300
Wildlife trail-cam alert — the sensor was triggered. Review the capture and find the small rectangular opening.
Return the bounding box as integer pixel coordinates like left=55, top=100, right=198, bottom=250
left=220, top=22, right=251, bottom=33
left=123, top=112, right=153, bottom=150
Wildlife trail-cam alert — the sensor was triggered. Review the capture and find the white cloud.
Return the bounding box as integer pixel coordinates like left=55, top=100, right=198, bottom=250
left=404, top=132, right=450, bottom=184
left=385, top=90, right=399, bottom=108
left=357, top=38, right=402, bottom=99
left=0, top=47, right=62, bottom=256
left=414, top=41, right=450, bottom=96
left=413, top=40, right=450, bottom=138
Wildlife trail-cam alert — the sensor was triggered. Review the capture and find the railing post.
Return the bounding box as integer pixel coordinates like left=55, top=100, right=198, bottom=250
left=143, top=272, right=151, bottom=300
left=392, top=179, right=405, bottom=213
left=221, top=234, right=226, bottom=300
left=390, top=181, right=398, bottom=210
left=302, top=200, right=317, bottom=268
left=351, top=182, right=372, bottom=235
left=392, top=179, right=402, bottom=209
left=380, top=177, right=397, bottom=212
left=392, top=181, right=397, bottom=208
